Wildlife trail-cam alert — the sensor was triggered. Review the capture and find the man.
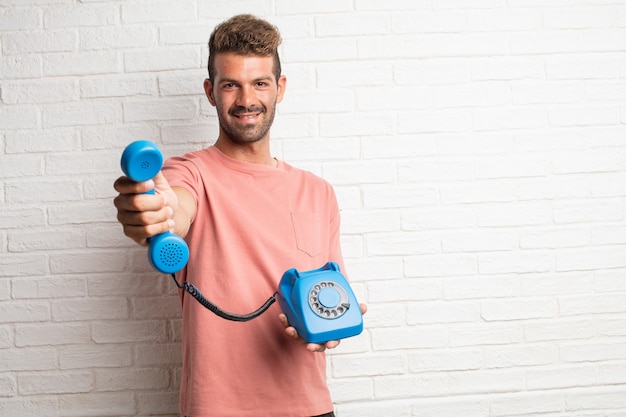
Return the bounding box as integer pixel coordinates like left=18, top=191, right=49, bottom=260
left=114, top=14, right=365, bottom=417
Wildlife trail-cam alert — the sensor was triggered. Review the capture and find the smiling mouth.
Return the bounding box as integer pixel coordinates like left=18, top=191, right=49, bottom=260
left=235, top=113, right=261, bottom=120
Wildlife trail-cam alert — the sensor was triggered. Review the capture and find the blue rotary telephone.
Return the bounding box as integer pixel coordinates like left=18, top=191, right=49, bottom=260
left=277, top=262, right=363, bottom=344
left=120, top=141, right=363, bottom=343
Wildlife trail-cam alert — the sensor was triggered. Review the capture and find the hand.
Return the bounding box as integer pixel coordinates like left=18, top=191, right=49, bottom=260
left=113, top=171, right=178, bottom=246
left=279, top=303, right=367, bottom=353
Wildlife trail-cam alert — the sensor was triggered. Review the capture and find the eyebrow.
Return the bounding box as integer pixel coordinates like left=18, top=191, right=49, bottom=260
left=218, top=76, right=274, bottom=85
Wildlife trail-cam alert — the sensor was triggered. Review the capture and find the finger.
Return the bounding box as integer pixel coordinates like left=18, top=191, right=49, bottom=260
left=117, top=204, right=174, bottom=227
left=114, top=192, right=167, bottom=213
left=325, top=340, right=340, bottom=349
left=278, top=314, right=289, bottom=329
left=360, top=303, right=368, bottom=315
left=306, top=343, right=326, bottom=353
left=114, top=176, right=155, bottom=194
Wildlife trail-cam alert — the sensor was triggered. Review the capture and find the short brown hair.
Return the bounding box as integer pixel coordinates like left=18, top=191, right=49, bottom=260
left=208, top=14, right=282, bottom=82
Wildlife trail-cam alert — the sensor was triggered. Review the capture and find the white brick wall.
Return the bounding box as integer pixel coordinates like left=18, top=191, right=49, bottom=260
left=2, top=1, right=626, bottom=416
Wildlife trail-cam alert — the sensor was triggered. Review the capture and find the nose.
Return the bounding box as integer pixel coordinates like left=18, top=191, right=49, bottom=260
left=236, top=84, right=256, bottom=109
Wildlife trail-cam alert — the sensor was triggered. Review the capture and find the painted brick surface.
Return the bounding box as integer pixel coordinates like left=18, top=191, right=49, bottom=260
left=2, top=1, right=626, bottom=416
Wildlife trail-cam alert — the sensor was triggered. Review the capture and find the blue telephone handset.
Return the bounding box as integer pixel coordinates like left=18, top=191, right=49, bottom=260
left=120, top=140, right=189, bottom=274
left=277, top=262, right=363, bottom=344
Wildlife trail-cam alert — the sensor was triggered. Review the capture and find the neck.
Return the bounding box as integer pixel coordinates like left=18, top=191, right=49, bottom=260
left=214, top=136, right=276, bottom=167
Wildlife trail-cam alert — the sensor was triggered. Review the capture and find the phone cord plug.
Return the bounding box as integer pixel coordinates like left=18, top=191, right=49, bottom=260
left=170, top=274, right=278, bottom=322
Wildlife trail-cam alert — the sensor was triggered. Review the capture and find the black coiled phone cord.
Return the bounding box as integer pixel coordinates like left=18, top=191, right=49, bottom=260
left=170, top=274, right=278, bottom=322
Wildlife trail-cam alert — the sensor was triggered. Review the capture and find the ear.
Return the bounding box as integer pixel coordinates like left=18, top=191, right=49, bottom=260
left=276, top=75, right=287, bottom=104
left=204, top=79, right=216, bottom=107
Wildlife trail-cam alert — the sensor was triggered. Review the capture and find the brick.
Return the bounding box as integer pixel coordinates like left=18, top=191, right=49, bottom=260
left=42, top=102, right=121, bottom=128
left=91, top=320, right=169, bottom=344
left=435, top=82, right=510, bottom=108
left=396, top=58, right=469, bottom=85
left=449, top=323, right=523, bottom=347
left=1, top=78, right=78, bottom=104
left=0, top=55, right=42, bottom=79
left=526, top=364, right=597, bottom=390
left=121, top=0, right=196, bottom=23
left=81, top=74, right=156, bottom=99
left=0, top=253, right=48, bottom=277
left=408, top=348, right=482, bottom=373
left=135, top=343, right=181, bottom=366
left=0, top=347, right=57, bottom=372
left=136, top=391, right=180, bottom=415
left=512, top=81, right=583, bottom=105
left=316, top=14, right=388, bottom=37
left=18, top=371, right=94, bottom=395
left=6, top=129, right=78, bottom=153
left=283, top=88, right=354, bottom=113
left=80, top=26, right=156, bottom=50
left=481, top=298, right=557, bottom=321
left=132, top=295, right=181, bottom=319
left=327, top=378, right=373, bottom=403
left=376, top=373, right=448, bottom=399
left=448, top=369, right=525, bottom=394
left=124, top=47, right=200, bottom=73
left=399, top=109, right=473, bottom=133
left=406, top=254, right=478, bottom=278
left=50, top=250, right=129, bottom=274
left=44, top=4, right=118, bottom=28
left=43, top=51, right=120, bottom=77
left=59, top=392, right=135, bottom=417
left=3, top=30, right=76, bottom=55
left=483, top=344, right=556, bottom=369
left=471, top=56, right=544, bottom=81
left=393, top=11, right=465, bottom=33
left=0, top=373, right=17, bottom=397
left=341, top=209, right=399, bottom=235
left=0, top=105, right=40, bottom=130
left=561, top=341, right=626, bottom=363
left=402, top=207, right=477, bottom=231
left=12, top=276, right=87, bottom=299
left=318, top=61, right=392, bottom=88
left=123, top=97, right=198, bottom=122
left=560, top=293, right=626, bottom=316
left=15, top=322, right=91, bottom=347
left=361, top=135, right=437, bottom=159
left=0, top=7, right=39, bottom=31
left=367, top=231, right=440, bottom=257
left=0, top=207, right=44, bottom=230
left=468, top=8, right=539, bottom=31
left=372, top=325, right=448, bottom=351
left=479, top=250, right=553, bottom=274
left=408, top=301, right=479, bottom=324
left=443, top=275, right=520, bottom=300
left=6, top=180, right=82, bottom=204
left=51, top=297, right=128, bottom=321
left=490, top=392, right=563, bottom=416
left=556, top=246, right=626, bottom=272
left=546, top=53, right=619, bottom=80
left=565, top=387, right=626, bottom=411
left=543, top=7, right=613, bottom=29
left=0, top=397, right=58, bottom=417
left=95, top=367, right=169, bottom=391
left=276, top=0, right=352, bottom=15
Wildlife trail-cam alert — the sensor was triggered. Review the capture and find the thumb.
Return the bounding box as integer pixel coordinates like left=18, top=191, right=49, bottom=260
left=152, top=171, right=177, bottom=210
left=152, top=171, right=172, bottom=192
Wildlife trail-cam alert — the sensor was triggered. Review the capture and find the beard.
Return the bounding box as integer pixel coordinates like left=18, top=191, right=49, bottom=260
left=217, top=102, right=277, bottom=145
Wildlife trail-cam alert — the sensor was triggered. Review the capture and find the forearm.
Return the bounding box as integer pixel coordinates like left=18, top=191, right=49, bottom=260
left=171, top=186, right=196, bottom=238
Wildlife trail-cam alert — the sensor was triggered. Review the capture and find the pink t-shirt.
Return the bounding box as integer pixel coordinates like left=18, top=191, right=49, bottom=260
left=162, top=146, right=344, bottom=417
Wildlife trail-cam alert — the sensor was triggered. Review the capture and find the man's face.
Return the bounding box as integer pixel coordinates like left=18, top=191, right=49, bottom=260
left=204, top=52, right=286, bottom=146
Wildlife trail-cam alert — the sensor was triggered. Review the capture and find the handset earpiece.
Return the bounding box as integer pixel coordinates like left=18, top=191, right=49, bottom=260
left=120, top=140, right=190, bottom=274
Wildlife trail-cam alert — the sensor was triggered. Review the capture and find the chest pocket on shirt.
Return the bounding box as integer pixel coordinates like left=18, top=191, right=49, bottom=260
left=291, top=212, right=321, bottom=257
